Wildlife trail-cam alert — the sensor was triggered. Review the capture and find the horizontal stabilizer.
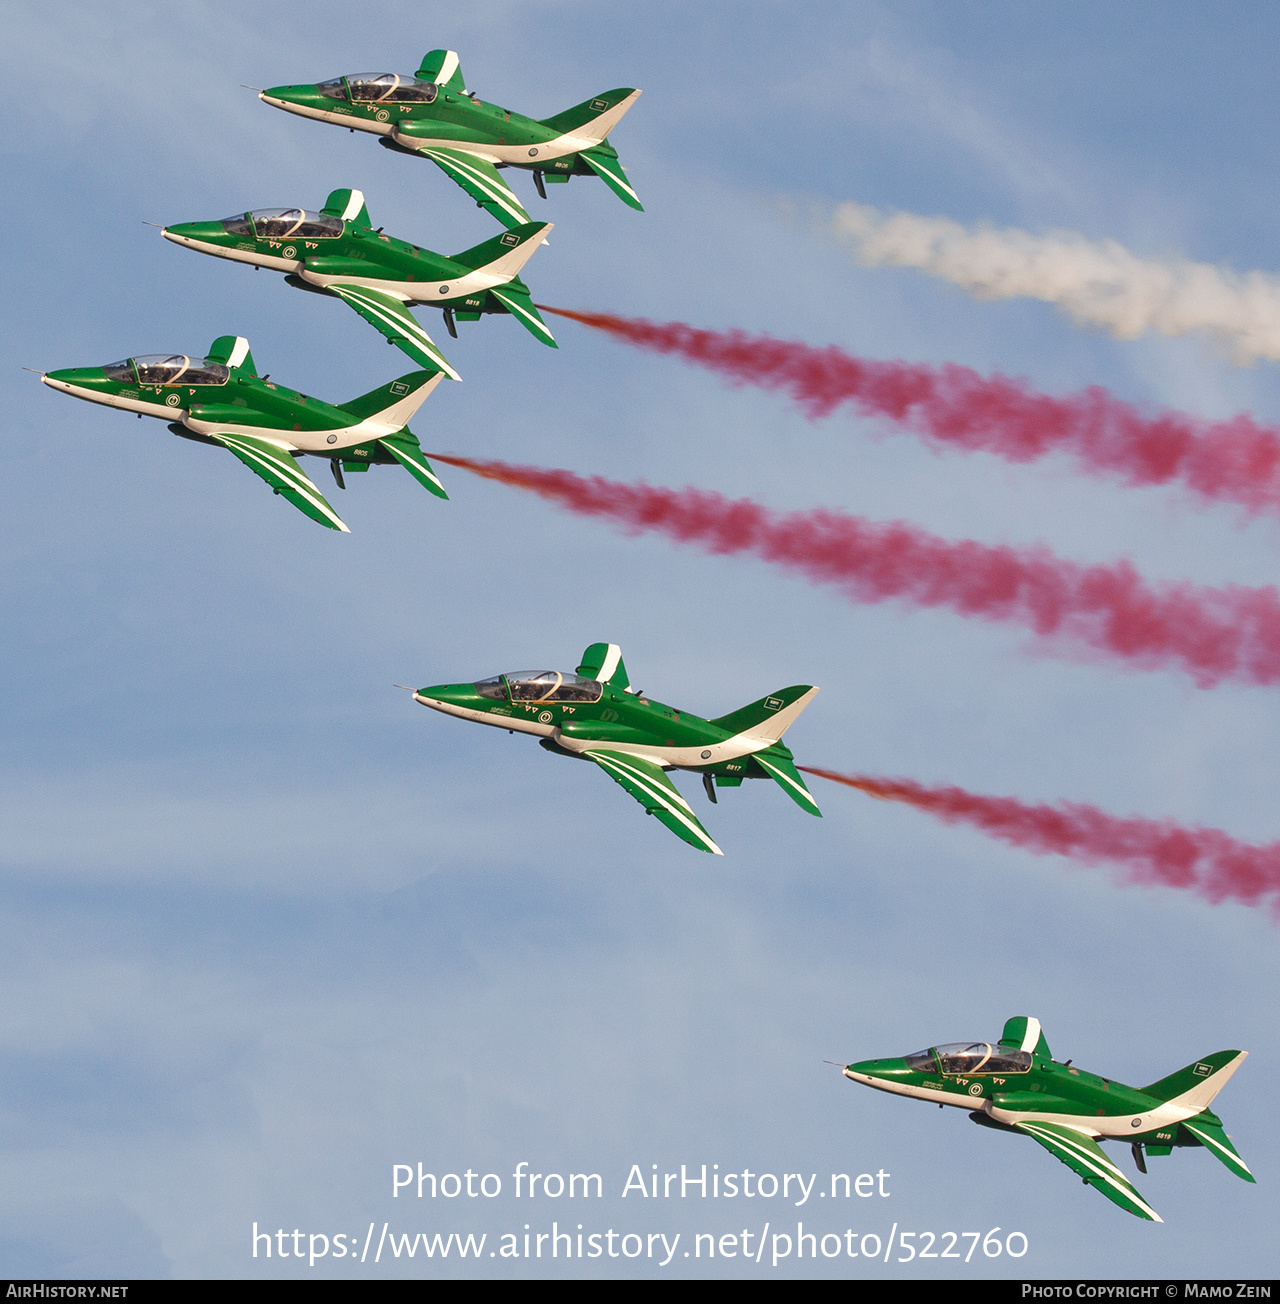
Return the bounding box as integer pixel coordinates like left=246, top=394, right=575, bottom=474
left=711, top=685, right=818, bottom=743
left=1179, top=1114, right=1255, bottom=1183
left=753, top=748, right=821, bottom=816
left=1140, top=1050, right=1247, bottom=1110
left=379, top=434, right=448, bottom=500
left=579, top=145, right=643, bottom=210
left=337, top=370, right=446, bottom=429
left=489, top=284, right=557, bottom=347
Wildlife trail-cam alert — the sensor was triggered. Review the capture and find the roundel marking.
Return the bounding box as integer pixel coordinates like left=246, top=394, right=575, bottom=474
left=968, top=1083, right=982, bottom=1097
left=375, top=109, right=390, bottom=122
left=282, top=245, right=297, bottom=259
left=701, top=750, right=712, bottom=760
left=528, top=147, right=539, bottom=157
left=165, top=393, right=181, bottom=407
left=439, top=285, right=450, bottom=294
left=538, top=710, right=553, bottom=724
left=326, top=434, right=338, bottom=445
left=1131, top=1118, right=1143, bottom=1128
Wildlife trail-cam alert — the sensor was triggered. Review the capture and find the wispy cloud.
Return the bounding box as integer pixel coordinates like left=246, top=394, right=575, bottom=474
left=824, top=201, right=1280, bottom=365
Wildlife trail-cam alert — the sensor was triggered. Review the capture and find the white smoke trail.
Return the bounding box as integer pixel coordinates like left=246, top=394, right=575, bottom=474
left=828, top=201, right=1280, bottom=365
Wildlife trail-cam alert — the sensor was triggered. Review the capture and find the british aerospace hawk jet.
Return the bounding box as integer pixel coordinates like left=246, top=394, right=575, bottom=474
left=161, top=189, right=555, bottom=378
left=411, top=643, right=820, bottom=854
left=39, top=336, right=446, bottom=532
left=843, top=1017, right=1254, bottom=1222
left=259, top=51, right=641, bottom=230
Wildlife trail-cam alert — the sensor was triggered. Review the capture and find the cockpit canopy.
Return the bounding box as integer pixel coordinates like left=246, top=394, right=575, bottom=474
left=220, top=209, right=343, bottom=240
left=104, top=355, right=230, bottom=387
left=475, top=671, right=604, bottom=704
left=906, top=1043, right=1033, bottom=1076
left=317, top=73, right=439, bottom=103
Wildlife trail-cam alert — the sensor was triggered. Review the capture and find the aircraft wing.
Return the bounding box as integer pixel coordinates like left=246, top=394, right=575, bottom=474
left=1013, top=1120, right=1162, bottom=1221
left=409, top=144, right=533, bottom=229
left=583, top=749, right=723, bottom=855
left=326, top=285, right=461, bottom=380
left=208, top=432, right=349, bottom=532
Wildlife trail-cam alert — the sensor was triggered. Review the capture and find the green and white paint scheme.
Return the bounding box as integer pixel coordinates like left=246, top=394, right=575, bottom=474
left=40, top=336, right=447, bottom=533
left=260, top=51, right=641, bottom=230
left=162, top=189, right=555, bottom=378
left=844, top=1017, right=1254, bottom=1222
left=413, top=643, right=820, bottom=855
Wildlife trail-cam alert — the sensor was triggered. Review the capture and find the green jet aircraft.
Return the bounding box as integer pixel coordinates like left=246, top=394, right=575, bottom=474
left=161, top=189, right=555, bottom=379
left=411, top=642, right=820, bottom=854
left=259, top=50, right=641, bottom=231
left=39, top=336, right=447, bottom=532
left=843, top=1016, right=1254, bottom=1222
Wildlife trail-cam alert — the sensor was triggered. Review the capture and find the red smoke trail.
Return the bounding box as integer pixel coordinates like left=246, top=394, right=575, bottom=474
left=539, top=306, right=1280, bottom=517
left=430, top=452, right=1280, bottom=688
left=798, top=766, right=1280, bottom=913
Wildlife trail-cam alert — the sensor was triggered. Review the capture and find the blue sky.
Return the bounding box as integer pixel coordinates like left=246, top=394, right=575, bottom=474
left=1, top=0, right=1277, bottom=1279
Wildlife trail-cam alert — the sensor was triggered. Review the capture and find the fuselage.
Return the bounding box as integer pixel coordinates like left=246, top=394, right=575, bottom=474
left=844, top=1050, right=1203, bottom=1145
left=41, top=360, right=420, bottom=462
left=259, top=76, right=633, bottom=172
left=414, top=674, right=790, bottom=777
left=162, top=214, right=533, bottom=311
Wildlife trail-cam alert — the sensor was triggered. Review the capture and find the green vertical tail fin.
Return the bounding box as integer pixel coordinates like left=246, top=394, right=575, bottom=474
left=538, top=88, right=641, bottom=139
left=709, top=685, right=818, bottom=742
left=336, top=370, right=445, bottom=424
left=448, top=220, right=551, bottom=273
left=1140, top=1050, right=1247, bottom=1108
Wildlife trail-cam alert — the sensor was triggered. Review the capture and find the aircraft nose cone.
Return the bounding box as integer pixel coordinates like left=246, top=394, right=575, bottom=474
left=412, top=683, right=476, bottom=710
left=164, top=221, right=228, bottom=247
left=43, top=366, right=113, bottom=393
left=844, top=1057, right=910, bottom=1083
left=262, top=84, right=325, bottom=110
